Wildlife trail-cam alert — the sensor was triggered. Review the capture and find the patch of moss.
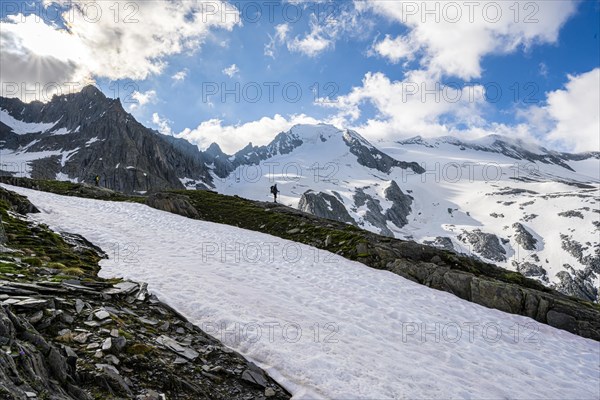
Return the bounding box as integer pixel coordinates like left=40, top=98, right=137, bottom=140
left=46, top=262, right=67, bottom=269
left=0, top=262, right=19, bottom=274
left=21, top=257, right=42, bottom=267
left=126, top=343, right=155, bottom=355
left=48, top=275, right=74, bottom=282
left=60, top=267, right=85, bottom=276
left=118, top=329, right=134, bottom=340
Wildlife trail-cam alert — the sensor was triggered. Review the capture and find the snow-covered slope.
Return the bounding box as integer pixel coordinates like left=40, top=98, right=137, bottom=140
left=213, top=125, right=600, bottom=302
left=5, top=184, right=599, bottom=400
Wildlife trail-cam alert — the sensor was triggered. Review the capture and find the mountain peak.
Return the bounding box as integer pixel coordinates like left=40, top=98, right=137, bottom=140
left=286, top=123, right=343, bottom=144
left=205, top=142, right=226, bottom=158
left=79, top=84, right=104, bottom=97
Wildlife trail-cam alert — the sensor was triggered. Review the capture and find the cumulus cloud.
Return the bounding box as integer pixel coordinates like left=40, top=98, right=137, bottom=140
left=371, top=34, right=415, bottom=64
left=222, top=64, right=240, bottom=78
left=176, top=114, right=322, bottom=153
left=172, top=69, right=189, bottom=82
left=318, top=70, right=487, bottom=140
left=266, top=5, right=369, bottom=58
left=1, top=1, right=240, bottom=100
left=363, top=0, right=577, bottom=79
left=287, top=20, right=334, bottom=57
left=129, top=90, right=157, bottom=111
left=542, top=68, right=599, bottom=152
left=152, top=112, right=173, bottom=136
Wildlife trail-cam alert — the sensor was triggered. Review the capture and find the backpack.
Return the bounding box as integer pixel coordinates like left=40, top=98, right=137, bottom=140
left=270, top=185, right=275, bottom=194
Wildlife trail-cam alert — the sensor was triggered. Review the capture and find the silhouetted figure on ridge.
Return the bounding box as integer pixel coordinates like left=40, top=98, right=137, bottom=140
left=270, top=184, right=280, bottom=203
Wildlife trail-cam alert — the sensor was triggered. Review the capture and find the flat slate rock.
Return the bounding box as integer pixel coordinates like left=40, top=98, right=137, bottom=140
left=155, top=335, right=199, bottom=361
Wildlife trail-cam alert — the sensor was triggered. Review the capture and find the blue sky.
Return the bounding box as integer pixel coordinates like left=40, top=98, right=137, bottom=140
left=1, top=0, right=599, bottom=153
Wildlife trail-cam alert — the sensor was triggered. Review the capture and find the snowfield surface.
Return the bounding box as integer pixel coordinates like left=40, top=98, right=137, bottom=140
left=5, top=184, right=599, bottom=400
left=0, top=109, right=59, bottom=134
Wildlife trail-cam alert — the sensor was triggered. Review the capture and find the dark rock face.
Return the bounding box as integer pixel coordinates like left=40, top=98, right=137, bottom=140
left=350, top=181, right=413, bottom=236
left=0, top=86, right=213, bottom=193
left=298, top=190, right=355, bottom=224
left=512, top=223, right=538, bottom=251
left=342, top=130, right=424, bottom=174
left=458, top=230, right=507, bottom=262
left=558, top=210, right=585, bottom=219
left=559, top=234, right=599, bottom=301
left=388, top=259, right=600, bottom=341
left=383, top=181, right=413, bottom=228
left=514, top=261, right=547, bottom=280
left=354, top=188, right=394, bottom=237
left=0, top=186, right=40, bottom=214
left=423, top=237, right=455, bottom=251
left=145, top=192, right=200, bottom=219
left=560, top=234, right=600, bottom=273
left=555, top=268, right=598, bottom=303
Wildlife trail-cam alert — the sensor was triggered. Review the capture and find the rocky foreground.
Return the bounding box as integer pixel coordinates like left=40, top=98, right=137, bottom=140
left=0, top=187, right=290, bottom=399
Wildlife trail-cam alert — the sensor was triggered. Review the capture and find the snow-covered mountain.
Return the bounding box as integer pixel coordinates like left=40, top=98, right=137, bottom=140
left=1, top=91, right=598, bottom=302
left=0, top=86, right=212, bottom=193
left=213, top=125, right=600, bottom=302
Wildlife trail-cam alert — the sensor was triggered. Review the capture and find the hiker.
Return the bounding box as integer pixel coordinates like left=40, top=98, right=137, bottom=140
left=270, top=184, right=280, bottom=203
left=94, top=175, right=100, bottom=187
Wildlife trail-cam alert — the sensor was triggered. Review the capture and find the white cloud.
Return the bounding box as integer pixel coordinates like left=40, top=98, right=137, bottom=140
left=172, top=69, right=189, bottom=82
left=266, top=6, right=370, bottom=58
left=363, top=0, right=577, bottom=79
left=320, top=68, right=599, bottom=152
left=543, top=68, right=600, bottom=152
left=129, top=90, right=157, bottom=111
left=152, top=112, right=173, bottom=136
left=1, top=1, right=240, bottom=99
left=318, top=70, right=488, bottom=140
left=222, top=64, right=240, bottom=78
left=265, top=24, right=291, bottom=58
left=287, top=19, right=333, bottom=57
left=539, top=62, right=549, bottom=77
left=176, top=114, right=321, bottom=153
left=371, top=34, right=415, bottom=64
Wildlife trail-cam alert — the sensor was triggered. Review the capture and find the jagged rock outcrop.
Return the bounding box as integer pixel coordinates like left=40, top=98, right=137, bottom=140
left=512, top=223, right=538, bottom=251
left=383, top=181, right=413, bottom=228
left=0, top=186, right=39, bottom=214
left=204, top=129, right=306, bottom=179
left=554, top=267, right=599, bottom=303
left=561, top=234, right=600, bottom=273
left=354, top=188, right=394, bottom=237
left=423, top=237, right=455, bottom=251
left=145, top=192, right=200, bottom=219
left=343, top=130, right=424, bottom=174
left=350, top=181, right=413, bottom=236
left=458, top=230, right=507, bottom=262
left=513, top=261, right=548, bottom=280
left=558, top=210, right=585, bottom=219
left=0, top=305, right=93, bottom=399
left=297, top=190, right=355, bottom=224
